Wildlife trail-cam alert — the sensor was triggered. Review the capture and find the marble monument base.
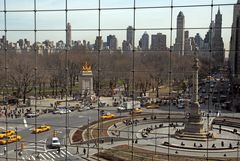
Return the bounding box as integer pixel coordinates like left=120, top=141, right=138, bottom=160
left=174, top=126, right=215, bottom=141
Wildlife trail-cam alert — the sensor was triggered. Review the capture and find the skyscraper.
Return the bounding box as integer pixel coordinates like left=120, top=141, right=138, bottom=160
left=66, top=22, right=72, bottom=48
left=151, top=33, right=167, bottom=51
left=94, top=36, right=103, bottom=51
left=109, top=35, right=118, bottom=50
left=107, top=35, right=114, bottom=47
left=122, top=40, right=131, bottom=51
left=174, top=11, right=185, bottom=55
left=184, top=31, right=193, bottom=55
left=127, top=26, right=134, bottom=46
left=194, top=33, right=204, bottom=49
left=229, top=0, right=240, bottom=81
left=212, top=8, right=224, bottom=64
left=139, top=32, right=149, bottom=51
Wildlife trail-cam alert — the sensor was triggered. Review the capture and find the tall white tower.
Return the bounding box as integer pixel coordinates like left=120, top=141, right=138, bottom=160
left=174, top=11, right=185, bottom=55
left=66, top=22, right=72, bottom=48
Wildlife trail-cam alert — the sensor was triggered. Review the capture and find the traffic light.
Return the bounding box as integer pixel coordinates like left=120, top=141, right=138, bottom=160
left=53, top=130, right=57, bottom=137
left=20, top=143, right=24, bottom=151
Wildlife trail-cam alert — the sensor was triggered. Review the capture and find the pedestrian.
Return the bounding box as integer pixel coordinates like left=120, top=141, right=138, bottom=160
left=83, top=148, right=86, bottom=155
left=3, top=146, right=6, bottom=155
left=135, top=139, right=138, bottom=144
left=57, top=147, right=61, bottom=154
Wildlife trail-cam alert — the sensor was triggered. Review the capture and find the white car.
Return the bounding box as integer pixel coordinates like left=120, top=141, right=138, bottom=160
left=50, top=137, right=61, bottom=148
left=59, top=109, right=71, bottom=114
left=52, top=109, right=61, bottom=114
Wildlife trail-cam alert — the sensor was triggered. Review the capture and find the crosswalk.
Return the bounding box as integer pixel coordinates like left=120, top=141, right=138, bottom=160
left=21, top=148, right=73, bottom=161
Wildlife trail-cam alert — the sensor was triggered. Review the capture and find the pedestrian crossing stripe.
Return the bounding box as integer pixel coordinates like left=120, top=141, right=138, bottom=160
left=48, top=151, right=56, bottom=158
left=39, top=153, right=46, bottom=160
left=21, top=149, right=73, bottom=161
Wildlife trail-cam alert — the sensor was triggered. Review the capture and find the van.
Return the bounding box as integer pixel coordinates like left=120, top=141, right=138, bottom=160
left=50, top=137, right=61, bottom=148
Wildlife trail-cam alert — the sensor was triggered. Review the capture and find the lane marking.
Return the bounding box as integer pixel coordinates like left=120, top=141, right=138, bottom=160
left=52, top=151, right=61, bottom=158
left=60, top=151, right=65, bottom=157
left=39, top=153, right=46, bottom=160
left=43, top=153, right=51, bottom=159
left=66, top=150, right=73, bottom=156
left=23, top=118, right=28, bottom=128
left=31, top=155, right=36, bottom=161
left=48, top=151, right=56, bottom=159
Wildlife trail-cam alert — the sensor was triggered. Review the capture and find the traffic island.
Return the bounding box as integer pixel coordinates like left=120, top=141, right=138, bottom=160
left=95, top=144, right=239, bottom=161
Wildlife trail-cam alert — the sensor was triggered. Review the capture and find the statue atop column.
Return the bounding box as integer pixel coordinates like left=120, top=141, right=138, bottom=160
left=175, top=48, right=214, bottom=140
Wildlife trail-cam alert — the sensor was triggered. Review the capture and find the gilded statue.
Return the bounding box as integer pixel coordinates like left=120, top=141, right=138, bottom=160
left=82, top=62, right=91, bottom=72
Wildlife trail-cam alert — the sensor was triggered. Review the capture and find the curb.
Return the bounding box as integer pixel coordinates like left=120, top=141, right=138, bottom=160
left=69, top=126, right=82, bottom=145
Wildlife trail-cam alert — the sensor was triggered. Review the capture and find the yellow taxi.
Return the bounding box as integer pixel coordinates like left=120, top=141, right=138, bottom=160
left=32, top=125, right=51, bottom=134
left=100, top=112, right=115, bottom=119
left=0, top=130, right=15, bottom=139
left=145, top=103, right=160, bottom=109
left=0, top=135, right=22, bottom=145
left=130, top=108, right=144, bottom=114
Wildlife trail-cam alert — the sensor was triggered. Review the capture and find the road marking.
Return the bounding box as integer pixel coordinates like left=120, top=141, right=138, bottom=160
left=52, top=151, right=61, bottom=158
left=0, top=126, right=15, bottom=130
left=23, top=118, right=28, bottom=128
left=43, top=153, right=51, bottom=159
left=39, top=153, right=46, bottom=160
left=31, top=155, right=36, bottom=161
left=38, top=139, right=47, bottom=143
left=66, top=150, right=73, bottom=156
left=60, top=150, right=65, bottom=157
left=48, top=151, right=56, bottom=159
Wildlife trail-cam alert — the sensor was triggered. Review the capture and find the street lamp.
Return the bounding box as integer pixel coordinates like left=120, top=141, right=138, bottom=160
left=79, top=115, right=90, bottom=158
left=87, top=117, right=90, bottom=158
left=155, top=132, right=157, bottom=155
left=15, top=127, right=18, bottom=159
left=237, top=137, right=239, bottom=161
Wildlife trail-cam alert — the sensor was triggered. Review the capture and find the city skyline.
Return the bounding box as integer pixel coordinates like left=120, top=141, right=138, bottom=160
left=0, top=0, right=237, bottom=56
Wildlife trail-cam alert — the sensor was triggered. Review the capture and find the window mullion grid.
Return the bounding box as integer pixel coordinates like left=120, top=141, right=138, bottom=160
left=3, top=0, right=9, bottom=160
left=65, top=0, right=69, bottom=160
left=131, top=0, right=136, bottom=160
left=97, top=0, right=101, bottom=158
left=34, top=0, right=38, bottom=158
left=167, top=0, right=174, bottom=160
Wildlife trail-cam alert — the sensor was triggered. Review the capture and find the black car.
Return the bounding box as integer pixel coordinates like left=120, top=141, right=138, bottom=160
left=25, top=112, right=39, bottom=118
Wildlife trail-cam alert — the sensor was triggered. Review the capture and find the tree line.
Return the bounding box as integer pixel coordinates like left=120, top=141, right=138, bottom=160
left=0, top=50, right=217, bottom=102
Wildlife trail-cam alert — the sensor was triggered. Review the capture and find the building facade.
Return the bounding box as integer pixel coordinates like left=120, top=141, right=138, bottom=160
left=139, top=32, right=149, bottom=51
left=127, top=26, right=134, bottom=46
left=229, top=0, right=240, bottom=81
left=211, top=8, right=225, bottom=64
left=66, top=22, right=72, bottom=48
left=174, top=11, right=185, bottom=55
left=150, top=33, right=167, bottom=51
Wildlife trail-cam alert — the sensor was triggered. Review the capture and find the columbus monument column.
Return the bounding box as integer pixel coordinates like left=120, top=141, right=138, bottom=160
left=175, top=49, right=213, bottom=140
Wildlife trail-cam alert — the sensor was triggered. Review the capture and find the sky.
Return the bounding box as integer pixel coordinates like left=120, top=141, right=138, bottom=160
left=0, top=0, right=237, bottom=53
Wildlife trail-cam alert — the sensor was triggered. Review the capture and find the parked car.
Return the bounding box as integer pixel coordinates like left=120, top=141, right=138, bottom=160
left=52, top=109, right=61, bottom=114
left=59, top=109, right=71, bottom=114
left=25, top=112, right=39, bottom=118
